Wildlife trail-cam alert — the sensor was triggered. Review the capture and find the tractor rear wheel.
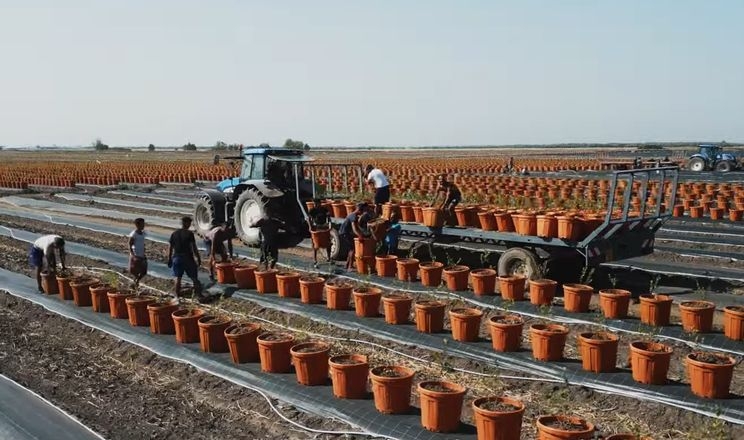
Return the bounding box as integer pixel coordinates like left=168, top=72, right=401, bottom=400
left=328, top=228, right=347, bottom=261
left=193, top=194, right=223, bottom=237
left=715, top=161, right=734, bottom=173
left=497, top=247, right=543, bottom=288
left=234, top=189, right=266, bottom=246
left=688, top=157, right=706, bottom=172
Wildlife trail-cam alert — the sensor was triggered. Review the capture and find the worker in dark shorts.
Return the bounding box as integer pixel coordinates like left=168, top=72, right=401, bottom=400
left=366, top=165, right=390, bottom=216
left=339, top=202, right=368, bottom=271
left=307, top=200, right=332, bottom=267
left=29, top=234, right=66, bottom=292
left=204, top=222, right=234, bottom=281
left=431, top=175, right=462, bottom=225
left=128, top=218, right=148, bottom=288
left=256, top=211, right=281, bottom=270
left=168, top=216, right=204, bottom=300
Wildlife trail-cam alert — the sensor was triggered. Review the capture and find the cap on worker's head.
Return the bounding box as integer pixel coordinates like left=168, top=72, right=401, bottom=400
left=356, top=202, right=367, bottom=211
left=365, top=165, right=374, bottom=172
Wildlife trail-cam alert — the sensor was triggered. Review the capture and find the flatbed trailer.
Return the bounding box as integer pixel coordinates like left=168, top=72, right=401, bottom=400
left=319, top=167, right=680, bottom=281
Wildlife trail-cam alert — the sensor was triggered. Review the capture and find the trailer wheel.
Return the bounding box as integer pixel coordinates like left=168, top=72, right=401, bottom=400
left=498, top=247, right=543, bottom=281
left=329, top=228, right=347, bottom=261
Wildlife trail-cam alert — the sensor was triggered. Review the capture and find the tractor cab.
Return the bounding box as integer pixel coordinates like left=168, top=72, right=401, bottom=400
left=698, top=144, right=721, bottom=161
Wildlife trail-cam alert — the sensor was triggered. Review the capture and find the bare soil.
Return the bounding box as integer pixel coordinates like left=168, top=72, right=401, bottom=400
left=420, top=382, right=457, bottom=393
left=0, top=292, right=361, bottom=440
left=477, top=400, right=521, bottom=412
left=690, top=352, right=734, bottom=365
left=542, top=417, right=591, bottom=431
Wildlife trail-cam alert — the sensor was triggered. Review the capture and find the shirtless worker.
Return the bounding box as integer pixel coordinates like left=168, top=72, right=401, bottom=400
left=128, top=218, right=148, bottom=288
left=167, top=216, right=204, bottom=300
left=204, top=222, right=234, bottom=281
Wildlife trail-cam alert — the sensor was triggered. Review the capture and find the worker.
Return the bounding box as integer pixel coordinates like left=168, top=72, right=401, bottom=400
left=128, top=218, right=148, bottom=288
left=204, top=222, right=234, bottom=281
left=366, top=165, right=390, bottom=216
left=168, top=216, right=204, bottom=301
left=256, top=208, right=281, bottom=271
left=307, top=200, right=332, bottom=268
left=339, top=202, right=368, bottom=271
left=383, top=212, right=402, bottom=255
left=431, top=175, right=462, bottom=222
left=29, top=234, right=66, bottom=293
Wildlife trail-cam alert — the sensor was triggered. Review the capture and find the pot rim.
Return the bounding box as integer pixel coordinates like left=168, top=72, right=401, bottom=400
left=290, top=341, right=331, bottom=355
left=536, top=415, right=595, bottom=435
left=529, top=323, right=569, bottom=334
left=629, top=340, right=673, bottom=354
left=685, top=351, right=736, bottom=367
left=369, top=365, right=415, bottom=380
left=329, top=354, right=369, bottom=366
left=417, top=380, right=467, bottom=396
left=471, top=396, right=525, bottom=415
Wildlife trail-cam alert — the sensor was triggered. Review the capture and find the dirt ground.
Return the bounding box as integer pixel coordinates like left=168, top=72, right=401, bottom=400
left=0, top=229, right=742, bottom=439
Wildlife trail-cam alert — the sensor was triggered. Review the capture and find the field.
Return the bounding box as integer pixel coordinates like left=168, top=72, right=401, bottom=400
left=1, top=148, right=743, bottom=440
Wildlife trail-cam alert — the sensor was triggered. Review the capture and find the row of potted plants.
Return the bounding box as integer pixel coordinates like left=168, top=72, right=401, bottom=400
left=44, top=267, right=668, bottom=439
left=207, top=263, right=741, bottom=402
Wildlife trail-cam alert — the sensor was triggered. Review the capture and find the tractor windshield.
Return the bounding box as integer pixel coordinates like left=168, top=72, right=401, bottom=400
left=266, top=157, right=303, bottom=187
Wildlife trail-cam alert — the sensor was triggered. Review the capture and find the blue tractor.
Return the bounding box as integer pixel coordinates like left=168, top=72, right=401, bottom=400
left=194, top=146, right=362, bottom=259
left=687, top=144, right=740, bottom=172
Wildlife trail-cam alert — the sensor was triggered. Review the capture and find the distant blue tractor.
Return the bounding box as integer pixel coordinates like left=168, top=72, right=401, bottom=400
left=687, top=144, right=740, bottom=173
left=194, top=146, right=362, bottom=259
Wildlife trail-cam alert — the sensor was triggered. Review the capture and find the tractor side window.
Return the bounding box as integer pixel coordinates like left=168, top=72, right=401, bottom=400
left=250, top=155, right=265, bottom=180
left=240, top=156, right=253, bottom=180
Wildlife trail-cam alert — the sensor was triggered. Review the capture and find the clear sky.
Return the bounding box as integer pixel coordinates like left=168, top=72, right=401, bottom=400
left=1, top=0, right=742, bottom=147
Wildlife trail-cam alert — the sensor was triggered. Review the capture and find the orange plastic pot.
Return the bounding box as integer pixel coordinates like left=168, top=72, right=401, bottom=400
left=125, top=295, right=155, bottom=326
left=291, top=342, right=331, bottom=386
left=255, top=269, right=278, bottom=293
left=679, top=300, right=715, bottom=333
left=685, top=352, right=735, bottom=399
left=329, top=354, right=369, bottom=399
left=488, top=314, right=523, bottom=352
left=197, top=315, right=232, bottom=353
left=354, top=237, right=376, bottom=258
left=529, top=324, right=569, bottom=361
left=629, top=341, right=672, bottom=385
left=535, top=415, right=594, bottom=439
left=257, top=332, right=296, bottom=373
left=299, top=276, right=325, bottom=304
left=106, top=290, right=132, bottom=319
left=172, top=308, right=205, bottom=343
left=70, top=278, right=97, bottom=307
left=224, top=323, right=261, bottom=363
left=276, top=271, right=301, bottom=298
left=325, top=280, right=354, bottom=310
left=400, top=205, right=415, bottom=222
left=723, top=305, right=744, bottom=340
left=375, top=255, right=398, bottom=277
left=529, top=279, right=557, bottom=306
left=147, top=299, right=179, bottom=334
left=536, top=215, right=558, bottom=238
left=311, top=228, right=330, bottom=249
left=639, top=294, right=673, bottom=326
left=352, top=286, right=382, bottom=317
left=449, top=308, right=483, bottom=342
left=414, top=300, right=446, bottom=333
left=494, top=212, right=515, bottom=232
left=40, top=271, right=58, bottom=295
left=689, top=206, right=704, bottom=218
left=396, top=258, right=420, bottom=282
left=419, top=261, right=443, bottom=286
left=598, top=289, right=631, bottom=319
left=56, top=275, right=74, bottom=301
left=562, top=284, right=593, bottom=313
left=418, top=381, right=466, bottom=433
left=513, top=213, right=537, bottom=236
left=369, top=366, right=414, bottom=414
left=730, top=209, right=743, bottom=222
left=557, top=216, right=580, bottom=240
left=355, top=256, right=374, bottom=274
left=215, top=262, right=236, bottom=284
left=709, top=207, right=724, bottom=220
left=422, top=208, right=445, bottom=228
left=498, top=276, right=526, bottom=301
left=382, top=293, right=412, bottom=324
left=234, top=264, right=257, bottom=289
left=672, top=205, right=685, bottom=217
left=472, top=396, right=525, bottom=440
left=578, top=332, right=619, bottom=373
left=90, top=284, right=110, bottom=313
left=477, top=211, right=497, bottom=231
left=443, top=265, right=470, bottom=291
left=470, top=268, right=497, bottom=295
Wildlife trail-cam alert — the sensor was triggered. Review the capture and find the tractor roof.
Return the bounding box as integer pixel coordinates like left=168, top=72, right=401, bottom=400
left=699, top=144, right=720, bottom=148
left=241, top=146, right=305, bottom=156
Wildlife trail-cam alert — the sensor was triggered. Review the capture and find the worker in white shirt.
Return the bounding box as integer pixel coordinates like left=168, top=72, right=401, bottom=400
left=29, top=234, right=66, bottom=292
left=128, top=218, right=148, bottom=288
left=365, top=164, right=390, bottom=217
